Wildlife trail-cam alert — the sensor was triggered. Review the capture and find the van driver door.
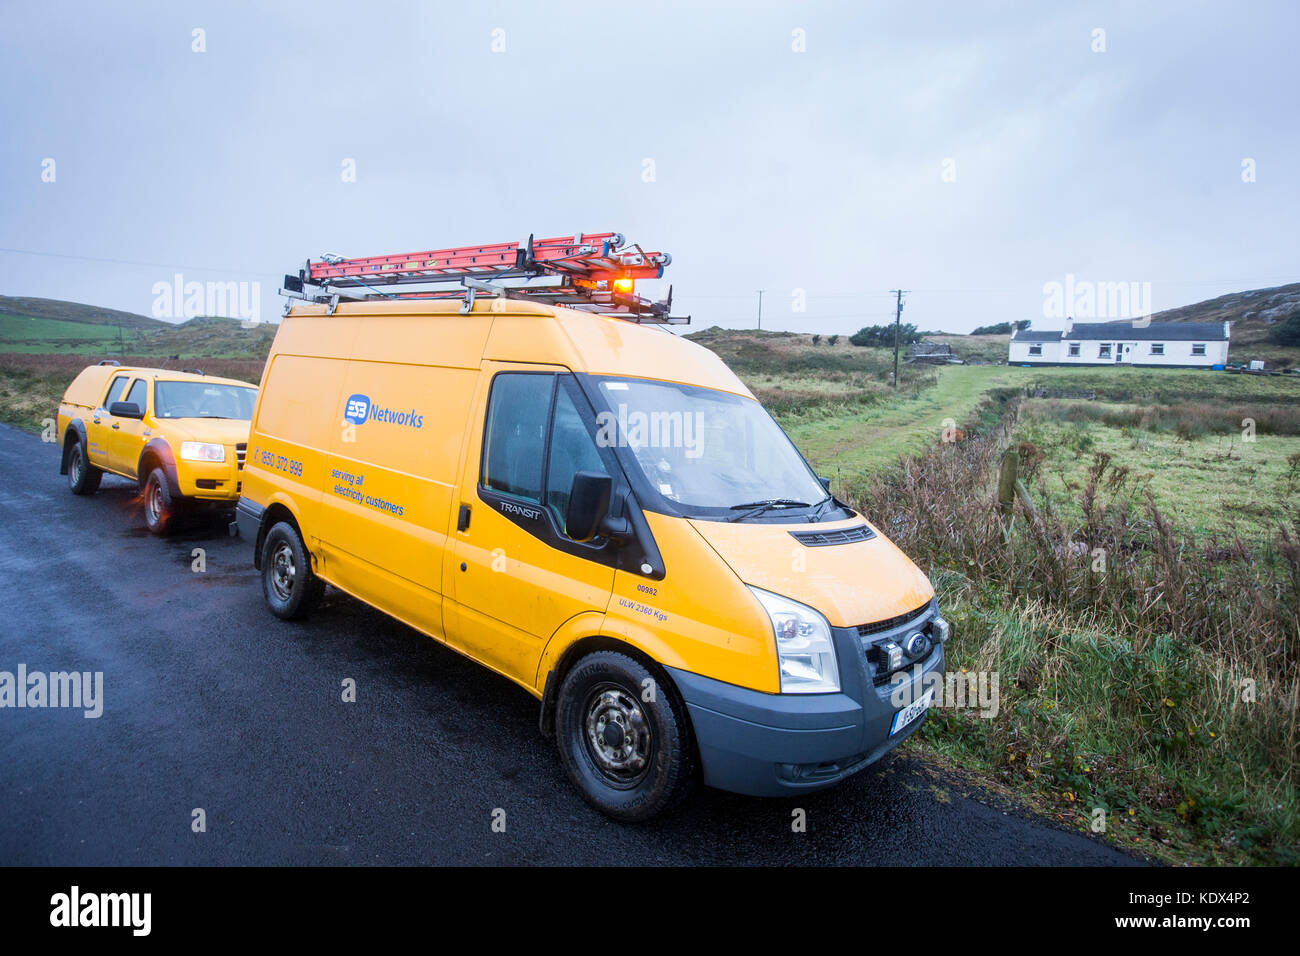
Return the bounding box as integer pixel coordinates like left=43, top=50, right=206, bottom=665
left=444, top=363, right=618, bottom=689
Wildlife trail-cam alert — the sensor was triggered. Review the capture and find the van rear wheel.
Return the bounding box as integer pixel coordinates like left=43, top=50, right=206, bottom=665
left=260, top=521, right=324, bottom=620
left=66, top=439, right=102, bottom=495
left=555, top=651, right=696, bottom=822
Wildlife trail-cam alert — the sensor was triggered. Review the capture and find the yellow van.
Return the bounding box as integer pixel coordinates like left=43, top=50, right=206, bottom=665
left=239, top=306, right=947, bottom=819
left=57, top=362, right=257, bottom=534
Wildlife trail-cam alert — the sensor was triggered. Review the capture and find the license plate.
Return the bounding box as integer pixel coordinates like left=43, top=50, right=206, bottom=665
left=890, top=688, right=935, bottom=736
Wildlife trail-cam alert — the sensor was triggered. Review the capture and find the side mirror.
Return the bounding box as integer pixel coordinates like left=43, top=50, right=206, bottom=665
left=818, top=475, right=832, bottom=493
left=565, top=471, right=612, bottom=542
left=109, top=401, right=144, bottom=419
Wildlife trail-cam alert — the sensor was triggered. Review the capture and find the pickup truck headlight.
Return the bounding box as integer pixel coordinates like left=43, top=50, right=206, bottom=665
left=180, top=441, right=225, bottom=462
left=747, top=586, right=840, bottom=694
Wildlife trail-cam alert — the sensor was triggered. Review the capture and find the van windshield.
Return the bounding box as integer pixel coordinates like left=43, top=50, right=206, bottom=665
left=591, top=376, right=834, bottom=521
left=154, top=381, right=257, bottom=420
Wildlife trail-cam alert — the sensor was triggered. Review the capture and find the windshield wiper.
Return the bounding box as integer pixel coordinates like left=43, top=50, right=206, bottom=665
left=725, top=499, right=811, bottom=522
left=808, top=494, right=837, bottom=521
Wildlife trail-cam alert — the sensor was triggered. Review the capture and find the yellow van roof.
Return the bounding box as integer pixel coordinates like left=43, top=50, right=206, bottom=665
left=284, top=299, right=752, bottom=398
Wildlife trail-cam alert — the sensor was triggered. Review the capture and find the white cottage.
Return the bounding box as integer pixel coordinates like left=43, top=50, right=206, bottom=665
left=1008, top=320, right=1230, bottom=368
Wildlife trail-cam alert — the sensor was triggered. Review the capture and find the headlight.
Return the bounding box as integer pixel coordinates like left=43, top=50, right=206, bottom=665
left=747, top=586, right=840, bottom=694
left=180, top=441, right=225, bottom=462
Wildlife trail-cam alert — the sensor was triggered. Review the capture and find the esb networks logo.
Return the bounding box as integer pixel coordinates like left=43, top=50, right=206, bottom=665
left=343, top=393, right=424, bottom=429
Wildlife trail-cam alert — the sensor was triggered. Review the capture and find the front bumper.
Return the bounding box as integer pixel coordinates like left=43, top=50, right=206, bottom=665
left=175, top=454, right=243, bottom=501
left=667, top=605, right=945, bottom=797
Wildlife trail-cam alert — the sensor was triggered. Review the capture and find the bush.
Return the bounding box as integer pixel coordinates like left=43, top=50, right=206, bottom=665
left=850, top=323, right=922, bottom=348
left=971, top=320, right=1031, bottom=336
left=1269, top=312, right=1300, bottom=347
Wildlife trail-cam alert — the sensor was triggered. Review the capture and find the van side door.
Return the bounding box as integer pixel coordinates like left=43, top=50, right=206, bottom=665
left=445, top=364, right=618, bottom=690
left=313, top=358, right=478, bottom=643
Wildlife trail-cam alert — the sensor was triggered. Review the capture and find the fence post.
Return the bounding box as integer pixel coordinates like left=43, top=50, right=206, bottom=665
left=997, top=449, right=1019, bottom=516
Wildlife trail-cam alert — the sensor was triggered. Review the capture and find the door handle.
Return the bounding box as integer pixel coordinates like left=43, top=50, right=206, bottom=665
left=111, top=423, right=120, bottom=430
left=457, top=504, right=471, bottom=532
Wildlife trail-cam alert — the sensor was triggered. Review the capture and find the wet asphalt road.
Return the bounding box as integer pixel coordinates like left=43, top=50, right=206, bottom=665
left=0, top=424, right=1140, bottom=866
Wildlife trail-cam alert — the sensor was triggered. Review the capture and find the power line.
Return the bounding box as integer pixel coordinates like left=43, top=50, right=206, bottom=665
left=0, top=245, right=283, bottom=278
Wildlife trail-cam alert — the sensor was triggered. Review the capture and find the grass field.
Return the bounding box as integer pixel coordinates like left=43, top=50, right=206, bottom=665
left=686, top=330, right=1299, bottom=865
left=0, top=310, right=277, bottom=359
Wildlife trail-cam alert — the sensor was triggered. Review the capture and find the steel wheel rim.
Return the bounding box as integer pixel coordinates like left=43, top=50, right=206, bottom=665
left=270, top=541, right=296, bottom=601
left=69, top=451, right=81, bottom=484
left=146, top=479, right=163, bottom=526
left=582, top=683, right=652, bottom=788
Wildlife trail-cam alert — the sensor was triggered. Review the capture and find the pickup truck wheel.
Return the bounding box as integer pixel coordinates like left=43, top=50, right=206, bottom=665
left=66, top=439, right=102, bottom=495
left=143, top=467, right=176, bottom=536
left=260, top=521, right=324, bottom=620
left=556, top=651, right=696, bottom=822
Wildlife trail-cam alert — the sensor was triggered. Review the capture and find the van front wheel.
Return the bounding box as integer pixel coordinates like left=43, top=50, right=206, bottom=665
left=556, top=651, right=696, bottom=822
left=260, top=521, right=324, bottom=620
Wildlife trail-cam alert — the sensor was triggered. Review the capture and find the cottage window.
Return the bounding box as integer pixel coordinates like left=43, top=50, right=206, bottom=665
left=1098, top=344, right=1112, bottom=358
left=1067, top=343, right=1080, bottom=357
left=1028, top=345, right=1042, bottom=356
left=1150, top=343, right=1164, bottom=355
left=1191, top=344, right=1206, bottom=356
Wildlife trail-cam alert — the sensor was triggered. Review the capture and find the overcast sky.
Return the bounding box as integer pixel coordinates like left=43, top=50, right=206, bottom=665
left=1, top=0, right=1296, bottom=334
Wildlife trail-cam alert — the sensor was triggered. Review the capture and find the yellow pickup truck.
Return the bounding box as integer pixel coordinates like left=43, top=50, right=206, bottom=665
left=57, top=361, right=257, bottom=534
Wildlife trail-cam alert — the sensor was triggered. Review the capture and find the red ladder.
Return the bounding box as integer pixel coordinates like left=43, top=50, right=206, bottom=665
left=282, top=232, right=686, bottom=324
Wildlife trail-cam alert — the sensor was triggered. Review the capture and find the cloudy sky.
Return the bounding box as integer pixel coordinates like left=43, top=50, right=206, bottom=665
left=1, top=0, right=1296, bottom=333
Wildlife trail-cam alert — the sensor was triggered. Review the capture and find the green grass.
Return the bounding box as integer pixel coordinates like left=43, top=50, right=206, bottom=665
left=1016, top=401, right=1300, bottom=540
left=686, top=330, right=1300, bottom=865
left=782, top=365, right=1023, bottom=486
left=0, top=312, right=278, bottom=359
left=0, top=313, right=129, bottom=352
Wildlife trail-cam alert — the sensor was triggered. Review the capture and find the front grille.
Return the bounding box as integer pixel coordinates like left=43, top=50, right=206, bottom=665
left=856, top=603, right=931, bottom=638
left=235, top=443, right=246, bottom=471
left=856, top=603, right=938, bottom=686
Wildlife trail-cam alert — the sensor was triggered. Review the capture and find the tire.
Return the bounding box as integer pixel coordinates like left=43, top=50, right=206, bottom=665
left=555, top=650, right=696, bottom=822
left=65, top=438, right=102, bottom=495
left=260, top=520, right=324, bottom=620
left=142, top=467, right=177, bottom=536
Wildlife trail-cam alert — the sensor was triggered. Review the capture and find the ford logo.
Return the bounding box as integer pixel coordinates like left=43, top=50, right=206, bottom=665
left=904, top=631, right=928, bottom=658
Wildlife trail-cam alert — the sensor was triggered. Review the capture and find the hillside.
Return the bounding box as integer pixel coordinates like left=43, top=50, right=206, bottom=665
left=1147, top=282, right=1300, bottom=327
left=0, top=306, right=277, bottom=359
left=0, top=295, right=168, bottom=330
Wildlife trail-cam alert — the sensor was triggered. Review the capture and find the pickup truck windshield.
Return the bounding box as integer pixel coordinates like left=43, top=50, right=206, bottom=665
left=154, top=381, right=257, bottom=420
left=592, top=376, right=830, bottom=519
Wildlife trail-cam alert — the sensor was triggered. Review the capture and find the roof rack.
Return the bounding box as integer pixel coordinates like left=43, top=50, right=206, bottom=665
left=280, top=232, right=689, bottom=325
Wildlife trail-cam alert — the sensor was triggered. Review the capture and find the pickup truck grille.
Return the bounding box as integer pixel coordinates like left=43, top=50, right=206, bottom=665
left=235, top=443, right=246, bottom=470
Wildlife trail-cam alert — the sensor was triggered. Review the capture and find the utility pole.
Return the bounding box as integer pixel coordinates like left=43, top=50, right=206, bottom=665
left=756, top=290, right=764, bottom=331
left=891, top=289, right=908, bottom=389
